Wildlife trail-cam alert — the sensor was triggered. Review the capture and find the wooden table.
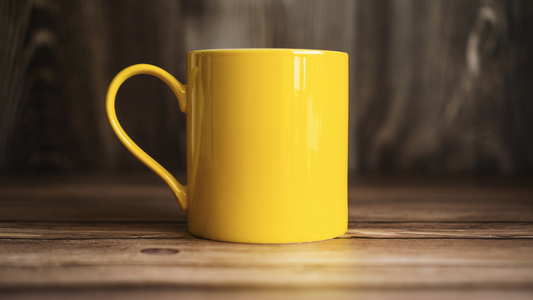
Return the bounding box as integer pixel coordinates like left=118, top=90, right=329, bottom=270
left=1, top=173, right=532, bottom=299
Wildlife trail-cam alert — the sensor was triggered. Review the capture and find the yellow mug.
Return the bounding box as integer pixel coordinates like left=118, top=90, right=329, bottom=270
left=106, top=49, right=348, bottom=243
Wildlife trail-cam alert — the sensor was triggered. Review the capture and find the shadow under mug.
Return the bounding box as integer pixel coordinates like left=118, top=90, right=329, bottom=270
left=106, top=49, right=349, bottom=243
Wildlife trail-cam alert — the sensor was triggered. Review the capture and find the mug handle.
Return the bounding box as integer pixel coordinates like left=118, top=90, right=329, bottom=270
left=105, top=64, right=189, bottom=212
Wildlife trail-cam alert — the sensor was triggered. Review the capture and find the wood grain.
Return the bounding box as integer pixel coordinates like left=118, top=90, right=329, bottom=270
left=0, top=0, right=187, bottom=173
left=347, top=222, right=533, bottom=239
left=3, top=264, right=533, bottom=289
left=2, top=288, right=533, bottom=300
left=0, top=222, right=194, bottom=239
left=355, top=0, right=533, bottom=173
left=2, top=0, right=533, bottom=174
left=0, top=221, right=533, bottom=240
left=1, top=174, right=533, bottom=297
left=2, top=195, right=531, bottom=222
left=1, top=238, right=533, bottom=288
left=0, top=221, right=532, bottom=240
left=4, top=237, right=530, bottom=266
left=1, top=173, right=532, bottom=222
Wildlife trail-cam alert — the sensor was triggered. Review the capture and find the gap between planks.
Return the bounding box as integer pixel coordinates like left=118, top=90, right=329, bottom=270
left=0, top=221, right=532, bottom=240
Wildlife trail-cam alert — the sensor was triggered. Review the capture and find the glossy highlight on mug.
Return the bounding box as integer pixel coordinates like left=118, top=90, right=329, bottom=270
left=106, top=49, right=349, bottom=244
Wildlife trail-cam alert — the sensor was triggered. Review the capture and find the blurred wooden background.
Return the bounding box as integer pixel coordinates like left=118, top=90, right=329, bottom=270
left=1, top=0, right=533, bottom=175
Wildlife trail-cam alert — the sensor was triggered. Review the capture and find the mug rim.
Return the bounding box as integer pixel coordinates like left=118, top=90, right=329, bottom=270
left=187, top=48, right=347, bottom=55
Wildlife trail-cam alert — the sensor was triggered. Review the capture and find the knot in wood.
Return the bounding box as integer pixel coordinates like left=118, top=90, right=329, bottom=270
left=141, top=248, right=179, bottom=255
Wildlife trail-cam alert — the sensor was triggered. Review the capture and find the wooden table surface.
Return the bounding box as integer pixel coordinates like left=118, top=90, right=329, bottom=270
left=0, top=173, right=532, bottom=299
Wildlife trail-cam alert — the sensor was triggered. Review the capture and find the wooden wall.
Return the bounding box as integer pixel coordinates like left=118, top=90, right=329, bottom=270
left=1, top=0, right=532, bottom=175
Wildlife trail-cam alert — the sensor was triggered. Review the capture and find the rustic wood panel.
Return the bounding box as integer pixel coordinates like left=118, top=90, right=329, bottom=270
left=355, top=0, right=533, bottom=173
left=0, top=0, right=105, bottom=172
left=2, top=0, right=532, bottom=174
left=0, top=0, right=188, bottom=173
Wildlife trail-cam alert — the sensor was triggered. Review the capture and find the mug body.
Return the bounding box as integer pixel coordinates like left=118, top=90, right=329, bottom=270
left=185, top=49, right=348, bottom=243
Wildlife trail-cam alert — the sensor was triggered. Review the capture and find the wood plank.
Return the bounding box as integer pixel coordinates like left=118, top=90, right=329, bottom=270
left=2, top=193, right=532, bottom=222
left=1, top=264, right=533, bottom=289
left=1, top=238, right=532, bottom=268
left=348, top=176, right=533, bottom=221
left=347, top=222, right=533, bottom=239
left=0, top=222, right=532, bottom=240
left=349, top=193, right=533, bottom=222
left=0, top=174, right=187, bottom=222
left=1, top=174, right=532, bottom=222
left=0, top=196, right=186, bottom=222
left=2, top=237, right=531, bottom=289
left=0, top=222, right=193, bottom=239
left=2, top=288, right=533, bottom=300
